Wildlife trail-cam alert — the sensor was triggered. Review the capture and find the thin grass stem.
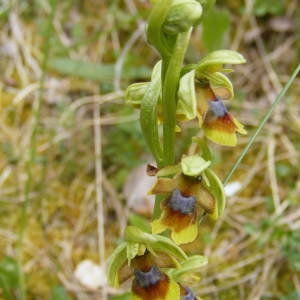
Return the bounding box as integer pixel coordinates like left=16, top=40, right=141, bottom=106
left=93, top=99, right=107, bottom=299
left=223, top=64, right=300, bottom=185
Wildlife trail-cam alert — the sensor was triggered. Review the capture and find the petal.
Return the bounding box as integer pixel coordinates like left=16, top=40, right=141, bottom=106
left=208, top=72, right=234, bottom=100
left=195, top=87, right=210, bottom=127
left=192, top=184, right=215, bottom=214
left=232, top=116, right=247, bottom=134
left=177, top=70, right=197, bottom=121
left=165, top=279, right=181, bottom=300
left=152, top=217, right=168, bottom=235
left=148, top=178, right=178, bottom=195
left=171, top=223, right=198, bottom=245
left=203, top=113, right=245, bottom=147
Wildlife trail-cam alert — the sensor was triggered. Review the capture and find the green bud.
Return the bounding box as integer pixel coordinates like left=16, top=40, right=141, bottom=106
left=125, top=82, right=149, bottom=108
left=163, top=0, right=203, bottom=35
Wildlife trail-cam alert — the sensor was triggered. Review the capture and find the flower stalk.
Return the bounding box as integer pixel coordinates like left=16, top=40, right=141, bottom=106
left=162, top=29, right=192, bottom=165
left=110, top=0, right=252, bottom=298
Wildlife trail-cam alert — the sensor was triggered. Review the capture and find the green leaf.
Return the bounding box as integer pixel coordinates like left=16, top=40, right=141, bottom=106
left=168, top=255, right=208, bottom=280
left=140, top=61, right=163, bottom=164
left=107, top=243, right=127, bottom=287
left=204, top=169, right=225, bottom=219
left=49, top=58, right=151, bottom=82
left=280, top=291, right=300, bottom=300
left=197, top=50, right=246, bottom=73
left=177, top=70, right=197, bottom=120
left=254, top=0, right=284, bottom=16
left=181, top=155, right=211, bottom=177
left=0, top=257, right=19, bottom=300
left=125, top=226, right=187, bottom=261
left=201, top=8, right=230, bottom=51
left=51, top=286, right=72, bottom=300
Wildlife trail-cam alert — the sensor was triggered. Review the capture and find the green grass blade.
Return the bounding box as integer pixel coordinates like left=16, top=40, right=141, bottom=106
left=223, top=64, right=300, bottom=185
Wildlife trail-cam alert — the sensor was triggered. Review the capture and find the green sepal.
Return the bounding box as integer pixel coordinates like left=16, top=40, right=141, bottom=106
left=202, top=71, right=234, bottom=99
left=196, top=50, right=246, bottom=73
left=177, top=70, right=197, bottom=120
left=107, top=243, right=127, bottom=287
left=163, top=0, right=203, bottom=35
left=126, top=242, right=147, bottom=266
left=140, top=61, right=163, bottom=165
left=181, top=155, right=211, bottom=177
left=167, top=255, right=208, bottom=280
left=204, top=169, right=226, bottom=219
left=126, top=242, right=139, bottom=265
left=125, top=82, right=148, bottom=108
left=125, top=226, right=188, bottom=261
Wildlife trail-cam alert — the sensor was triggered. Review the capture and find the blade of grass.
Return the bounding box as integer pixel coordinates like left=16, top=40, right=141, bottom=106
left=93, top=99, right=107, bottom=299
left=223, top=64, right=300, bottom=185
left=16, top=1, right=57, bottom=299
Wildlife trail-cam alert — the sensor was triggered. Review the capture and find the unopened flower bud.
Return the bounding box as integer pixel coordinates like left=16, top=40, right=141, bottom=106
left=125, top=82, right=148, bottom=108
left=163, top=0, right=202, bottom=35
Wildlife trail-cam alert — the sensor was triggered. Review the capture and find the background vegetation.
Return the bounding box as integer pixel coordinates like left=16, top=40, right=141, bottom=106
left=0, top=0, right=299, bottom=299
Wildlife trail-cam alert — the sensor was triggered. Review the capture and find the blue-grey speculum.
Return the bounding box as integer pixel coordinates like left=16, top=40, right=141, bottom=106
left=134, top=266, right=161, bottom=288
left=209, top=97, right=227, bottom=117
left=168, top=189, right=196, bottom=214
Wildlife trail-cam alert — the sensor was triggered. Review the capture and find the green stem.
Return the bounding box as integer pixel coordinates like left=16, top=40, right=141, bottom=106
left=223, top=64, right=300, bottom=185
left=153, top=30, right=192, bottom=220
left=162, top=29, right=192, bottom=166
left=147, top=0, right=172, bottom=58
left=16, top=2, right=57, bottom=298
